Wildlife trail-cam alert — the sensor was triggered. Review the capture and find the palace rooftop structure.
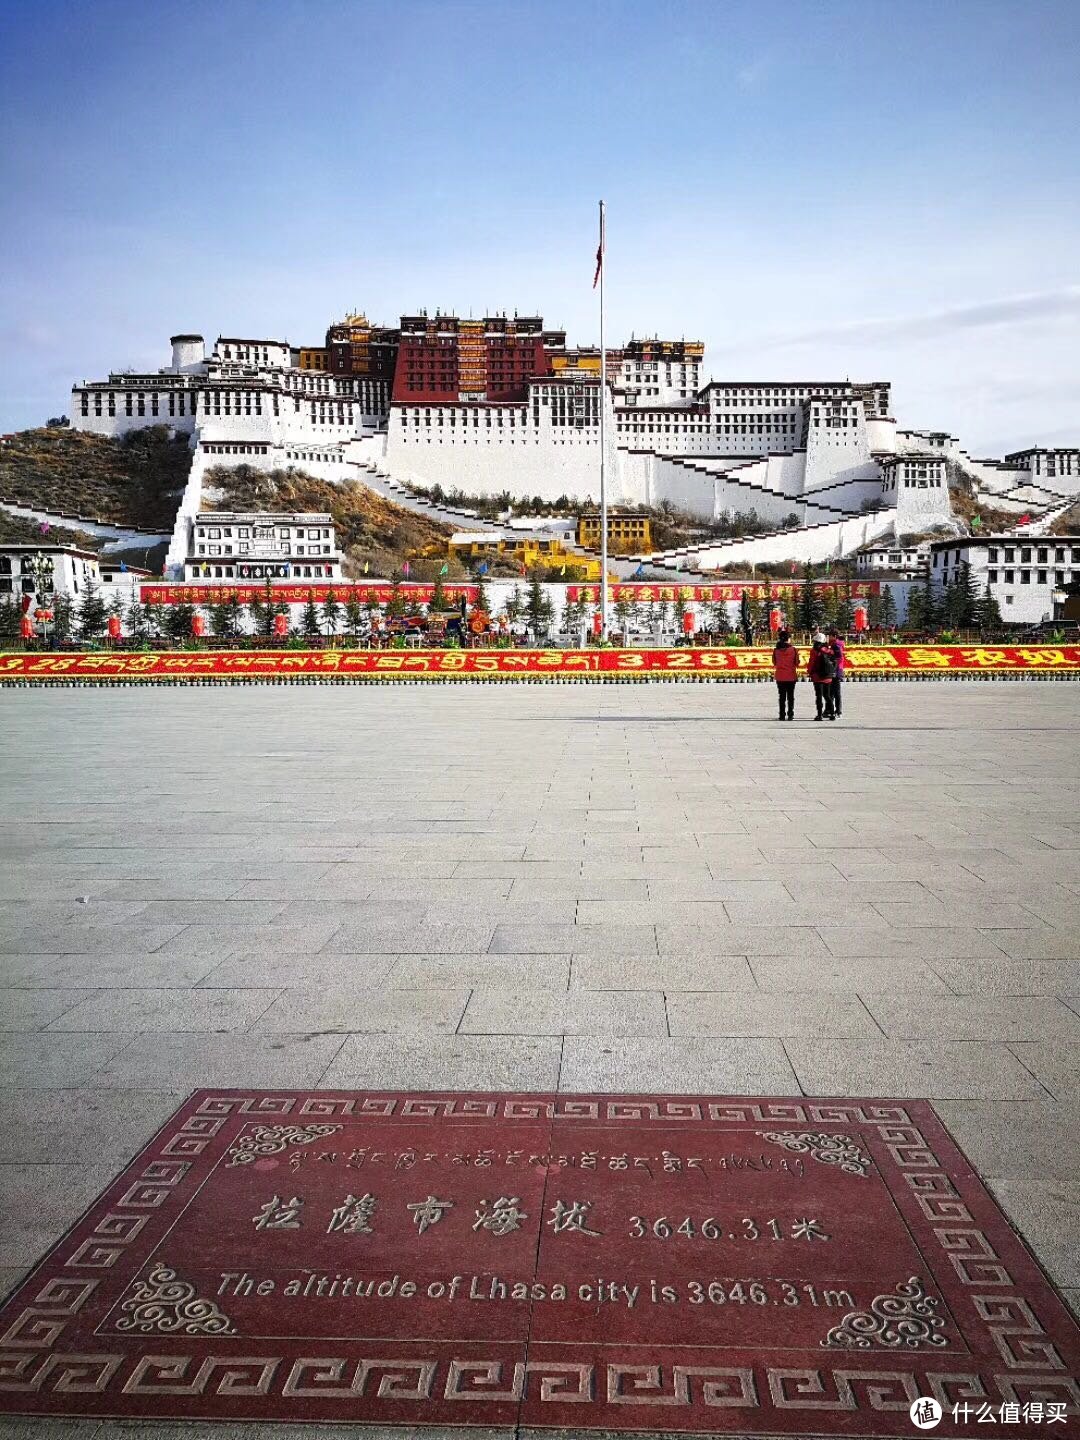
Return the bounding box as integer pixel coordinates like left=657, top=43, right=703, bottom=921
left=69, top=311, right=1080, bottom=580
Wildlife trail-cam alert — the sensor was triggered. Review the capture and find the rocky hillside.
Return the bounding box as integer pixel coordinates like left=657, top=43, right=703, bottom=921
left=0, top=426, right=189, bottom=531
left=203, top=465, right=465, bottom=579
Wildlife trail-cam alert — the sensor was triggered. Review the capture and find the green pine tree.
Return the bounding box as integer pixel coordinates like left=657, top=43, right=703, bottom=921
left=302, top=590, right=321, bottom=639
left=880, top=586, right=898, bottom=631
left=344, top=597, right=364, bottom=638
left=127, top=598, right=149, bottom=643
left=320, top=589, right=342, bottom=638
left=429, top=570, right=448, bottom=614
left=525, top=573, right=546, bottom=638
left=797, top=563, right=821, bottom=636
left=835, top=581, right=855, bottom=632
left=223, top=594, right=243, bottom=638
left=163, top=602, right=194, bottom=642
left=387, top=570, right=406, bottom=620
left=52, top=594, right=75, bottom=643
left=976, top=580, right=1002, bottom=633
left=819, top=586, right=839, bottom=632
left=908, top=569, right=937, bottom=632
left=504, top=585, right=524, bottom=625
left=746, top=594, right=765, bottom=638
left=0, top=597, right=21, bottom=640
left=470, top=568, right=490, bottom=619
left=246, top=592, right=266, bottom=637
left=77, top=580, right=107, bottom=639
left=957, top=560, right=980, bottom=630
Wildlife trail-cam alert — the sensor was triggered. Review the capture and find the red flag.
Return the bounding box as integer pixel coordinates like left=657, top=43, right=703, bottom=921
left=593, top=203, right=605, bottom=289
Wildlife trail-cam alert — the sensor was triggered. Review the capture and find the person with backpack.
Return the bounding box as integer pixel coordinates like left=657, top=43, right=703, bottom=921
left=808, top=633, right=836, bottom=721
left=827, top=627, right=846, bottom=718
left=772, top=629, right=799, bottom=720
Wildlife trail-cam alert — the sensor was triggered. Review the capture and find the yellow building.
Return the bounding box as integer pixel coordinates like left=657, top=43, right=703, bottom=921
left=297, top=348, right=329, bottom=371
left=576, top=511, right=653, bottom=554
left=448, top=531, right=603, bottom=579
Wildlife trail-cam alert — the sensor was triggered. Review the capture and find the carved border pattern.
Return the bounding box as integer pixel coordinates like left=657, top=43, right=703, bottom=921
left=190, top=1094, right=918, bottom=1125
left=1, top=1093, right=1077, bottom=1422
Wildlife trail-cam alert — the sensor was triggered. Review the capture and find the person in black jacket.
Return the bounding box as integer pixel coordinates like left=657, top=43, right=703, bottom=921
left=807, top=634, right=836, bottom=721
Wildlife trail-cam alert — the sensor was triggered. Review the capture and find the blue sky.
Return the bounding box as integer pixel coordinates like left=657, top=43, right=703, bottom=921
left=1, top=0, right=1078, bottom=453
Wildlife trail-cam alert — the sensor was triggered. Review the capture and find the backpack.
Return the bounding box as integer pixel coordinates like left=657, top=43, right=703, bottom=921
left=817, top=649, right=836, bottom=680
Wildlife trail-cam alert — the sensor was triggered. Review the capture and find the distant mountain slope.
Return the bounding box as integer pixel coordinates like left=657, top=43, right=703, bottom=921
left=0, top=426, right=190, bottom=531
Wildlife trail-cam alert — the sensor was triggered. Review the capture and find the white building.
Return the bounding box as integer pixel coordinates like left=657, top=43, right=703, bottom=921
left=0, top=544, right=101, bottom=603
left=855, top=540, right=929, bottom=578
left=930, top=534, right=1080, bottom=625
left=183, top=512, right=343, bottom=583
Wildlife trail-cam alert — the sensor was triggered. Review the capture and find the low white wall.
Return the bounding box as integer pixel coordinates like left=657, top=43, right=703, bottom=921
left=648, top=508, right=899, bottom=571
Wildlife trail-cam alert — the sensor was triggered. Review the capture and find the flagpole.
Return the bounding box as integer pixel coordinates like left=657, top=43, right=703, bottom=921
left=598, top=199, right=608, bottom=640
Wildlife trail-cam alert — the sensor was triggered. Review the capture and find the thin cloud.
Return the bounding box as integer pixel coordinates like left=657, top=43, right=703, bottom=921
left=716, top=287, right=1080, bottom=354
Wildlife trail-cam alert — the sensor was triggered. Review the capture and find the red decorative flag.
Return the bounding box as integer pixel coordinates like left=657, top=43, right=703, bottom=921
left=593, top=203, right=605, bottom=289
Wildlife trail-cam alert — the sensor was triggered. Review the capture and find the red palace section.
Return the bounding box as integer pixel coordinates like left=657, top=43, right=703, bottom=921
left=0, top=1091, right=1076, bottom=1434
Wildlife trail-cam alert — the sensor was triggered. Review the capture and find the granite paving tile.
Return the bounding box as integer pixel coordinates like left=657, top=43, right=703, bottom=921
left=559, top=1036, right=800, bottom=1094
left=785, top=1039, right=1049, bottom=1099
left=0, top=988, right=95, bottom=1029
left=488, top=922, right=658, bottom=956
left=0, top=1032, right=134, bottom=1088
left=0, top=1163, right=123, bottom=1267
left=666, top=991, right=878, bottom=1038
left=45, top=987, right=279, bottom=1033
left=987, top=929, right=1080, bottom=961
left=817, top=926, right=1006, bottom=959
left=460, top=988, right=667, bottom=1036
left=570, top=954, right=756, bottom=991
left=1007, top=1041, right=1080, bottom=1099
left=986, top=1178, right=1080, bottom=1286
left=863, top=994, right=1080, bottom=1040
left=0, top=1088, right=183, bottom=1163
left=656, top=923, right=829, bottom=958
left=387, top=954, right=571, bottom=990
left=929, top=957, right=1080, bottom=995
left=253, top=987, right=471, bottom=1035
left=321, top=1034, right=561, bottom=1091
left=749, top=956, right=949, bottom=993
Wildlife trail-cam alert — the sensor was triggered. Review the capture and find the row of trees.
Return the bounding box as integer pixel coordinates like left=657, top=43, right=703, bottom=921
left=905, top=561, right=1002, bottom=633
left=0, top=559, right=1009, bottom=647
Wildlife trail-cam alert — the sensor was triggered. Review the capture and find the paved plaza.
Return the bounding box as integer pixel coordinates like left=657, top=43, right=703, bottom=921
left=0, top=678, right=1078, bottom=1438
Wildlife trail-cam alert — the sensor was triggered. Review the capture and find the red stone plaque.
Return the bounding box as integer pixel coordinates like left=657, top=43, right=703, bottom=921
left=1, top=1091, right=1077, bottom=1434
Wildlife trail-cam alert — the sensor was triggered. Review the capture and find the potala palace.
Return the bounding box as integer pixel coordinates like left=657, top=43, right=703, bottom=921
left=70, top=312, right=1080, bottom=580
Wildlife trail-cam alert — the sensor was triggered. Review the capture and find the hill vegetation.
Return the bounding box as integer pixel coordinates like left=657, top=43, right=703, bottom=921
left=0, top=510, right=99, bottom=551
left=203, top=465, right=465, bottom=579
left=0, top=426, right=189, bottom=531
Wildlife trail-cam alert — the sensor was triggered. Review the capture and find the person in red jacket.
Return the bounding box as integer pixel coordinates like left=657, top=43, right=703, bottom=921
left=807, top=633, right=836, bottom=720
left=772, top=629, right=799, bottom=720
left=827, top=627, right=846, bottom=718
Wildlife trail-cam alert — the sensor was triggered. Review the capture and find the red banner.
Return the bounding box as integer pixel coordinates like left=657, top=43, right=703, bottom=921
left=2, top=645, right=1078, bottom=683
left=139, top=583, right=479, bottom=605
left=566, top=581, right=880, bottom=602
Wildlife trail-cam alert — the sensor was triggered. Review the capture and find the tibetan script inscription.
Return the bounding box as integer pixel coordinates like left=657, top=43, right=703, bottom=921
left=0, top=1090, right=1076, bottom=1434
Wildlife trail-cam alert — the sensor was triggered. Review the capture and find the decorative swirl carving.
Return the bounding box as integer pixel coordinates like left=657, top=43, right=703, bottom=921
left=822, top=1276, right=948, bottom=1350
left=757, top=1130, right=871, bottom=1177
left=225, top=1123, right=342, bottom=1167
left=116, top=1263, right=236, bottom=1336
